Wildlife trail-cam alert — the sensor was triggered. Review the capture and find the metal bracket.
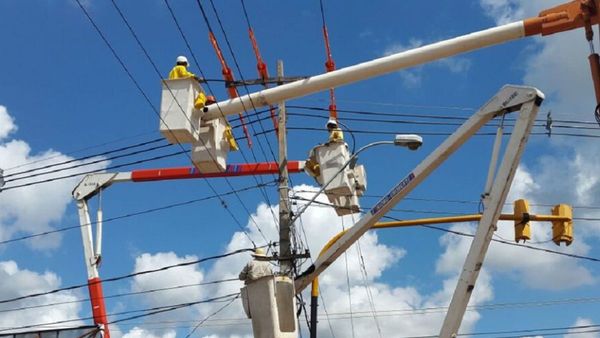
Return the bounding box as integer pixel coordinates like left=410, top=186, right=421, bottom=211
left=226, top=76, right=308, bottom=88
left=72, top=172, right=131, bottom=201
left=0, top=168, right=4, bottom=191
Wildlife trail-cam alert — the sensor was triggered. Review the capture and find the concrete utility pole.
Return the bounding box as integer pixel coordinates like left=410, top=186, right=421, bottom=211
left=277, top=60, right=293, bottom=276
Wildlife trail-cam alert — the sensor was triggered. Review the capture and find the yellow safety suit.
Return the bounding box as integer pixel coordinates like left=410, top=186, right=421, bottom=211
left=168, top=65, right=207, bottom=109
left=168, top=65, right=196, bottom=80
left=224, top=125, right=239, bottom=151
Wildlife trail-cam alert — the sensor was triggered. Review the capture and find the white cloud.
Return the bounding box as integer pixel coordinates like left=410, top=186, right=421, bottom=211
left=565, top=318, right=599, bottom=338
left=131, top=252, right=206, bottom=306
left=0, top=106, right=16, bottom=140
left=383, top=39, right=471, bottom=88
left=0, top=105, right=108, bottom=250
left=0, top=260, right=83, bottom=332
left=125, top=252, right=207, bottom=336
left=121, top=327, right=176, bottom=338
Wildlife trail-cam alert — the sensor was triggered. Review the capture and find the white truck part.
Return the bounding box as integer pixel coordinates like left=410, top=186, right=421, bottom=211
left=160, top=78, right=204, bottom=144
left=191, top=117, right=230, bottom=173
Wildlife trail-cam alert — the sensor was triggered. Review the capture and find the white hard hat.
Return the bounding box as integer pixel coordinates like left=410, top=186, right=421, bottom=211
left=326, top=119, right=338, bottom=129
left=176, top=55, right=189, bottom=64
left=252, top=248, right=267, bottom=258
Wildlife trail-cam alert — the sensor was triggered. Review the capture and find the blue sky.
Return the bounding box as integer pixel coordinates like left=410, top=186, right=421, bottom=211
left=0, top=0, right=599, bottom=337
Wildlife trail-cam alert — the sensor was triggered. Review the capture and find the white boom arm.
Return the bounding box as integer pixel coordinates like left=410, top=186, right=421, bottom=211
left=205, top=23, right=526, bottom=119
left=204, top=0, right=597, bottom=119
left=294, top=84, right=544, bottom=316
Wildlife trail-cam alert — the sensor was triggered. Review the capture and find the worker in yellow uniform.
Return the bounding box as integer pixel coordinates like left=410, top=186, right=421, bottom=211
left=168, top=56, right=216, bottom=109
left=168, top=56, right=239, bottom=151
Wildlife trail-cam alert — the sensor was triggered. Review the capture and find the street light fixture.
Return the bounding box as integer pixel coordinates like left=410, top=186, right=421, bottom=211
left=291, top=134, right=423, bottom=224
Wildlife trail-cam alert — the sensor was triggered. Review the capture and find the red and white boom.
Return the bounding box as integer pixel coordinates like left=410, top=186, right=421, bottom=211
left=72, top=161, right=304, bottom=338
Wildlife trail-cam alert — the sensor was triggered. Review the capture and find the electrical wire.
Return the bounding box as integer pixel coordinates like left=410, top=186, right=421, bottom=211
left=0, top=293, right=240, bottom=333
left=201, top=0, right=285, bottom=230
left=163, top=0, right=280, bottom=237
left=183, top=294, right=240, bottom=338
left=92, top=294, right=600, bottom=328
left=352, top=215, right=383, bottom=338
left=0, top=180, right=274, bottom=246
left=0, top=248, right=254, bottom=306
left=1, top=130, right=157, bottom=173
left=0, top=278, right=240, bottom=315
left=2, top=149, right=186, bottom=191
left=289, top=105, right=600, bottom=127
left=293, top=189, right=600, bottom=213
left=258, top=126, right=600, bottom=139
left=3, top=137, right=165, bottom=178
left=286, top=110, right=600, bottom=132
left=4, top=142, right=173, bottom=184
left=340, top=217, right=356, bottom=338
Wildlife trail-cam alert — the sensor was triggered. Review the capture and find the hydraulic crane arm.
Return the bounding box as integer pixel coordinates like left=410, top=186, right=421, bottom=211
left=72, top=161, right=305, bottom=201
left=71, top=160, right=304, bottom=338
left=295, top=84, right=544, bottom=293
left=203, top=0, right=599, bottom=120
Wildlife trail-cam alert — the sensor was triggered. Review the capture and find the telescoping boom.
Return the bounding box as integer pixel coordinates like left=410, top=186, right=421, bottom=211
left=204, top=0, right=600, bottom=120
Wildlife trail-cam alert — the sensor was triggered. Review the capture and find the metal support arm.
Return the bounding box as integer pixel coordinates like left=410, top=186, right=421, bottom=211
left=295, top=85, right=544, bottom=293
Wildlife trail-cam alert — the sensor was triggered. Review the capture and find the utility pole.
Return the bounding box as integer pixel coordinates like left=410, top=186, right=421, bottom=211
left=277, top=60, right=293, bottom=276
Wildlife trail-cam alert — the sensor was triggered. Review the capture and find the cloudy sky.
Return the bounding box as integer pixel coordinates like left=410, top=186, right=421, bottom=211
left=0, top=0, right=599, bottom=337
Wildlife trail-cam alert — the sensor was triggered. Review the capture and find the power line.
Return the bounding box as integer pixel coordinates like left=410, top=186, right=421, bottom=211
left=1, top=130, right=157, bottom=173
left=3, top=137, right=165, bottom=178
left=4, top=142, right=172, bottom=184
left=0, top=180, right=274, bottom=246
left=0, top=293, right=240, bottom=333
left=286, top=110, right=600, bottom=131
left=273, top=126, right=600, bottom=139
left=0, top=248, right=254, bottom=306
left=0, top=278, right=239, bottom=315
left=2, top=149, right=186, bottom=191
left=383, top=215, right=600, bottom=263
left=289, top=105, right=600, bottom=127
left=183, top=294, right=240, bottom=338
left=199, top=0, right=284, bottom=231
left=100, top=293, right=600, bottom=327
left=293, top=189, right=600, bottom=213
